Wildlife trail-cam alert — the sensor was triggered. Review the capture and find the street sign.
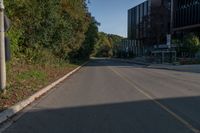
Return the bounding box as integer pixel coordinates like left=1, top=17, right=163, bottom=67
left=166, top=34, right=171, bottom=48
left=4, top=15, right=10, bottom=31
left=5, top=36, right=10, bottom=61
left=0, top=15, right=10, bottom=32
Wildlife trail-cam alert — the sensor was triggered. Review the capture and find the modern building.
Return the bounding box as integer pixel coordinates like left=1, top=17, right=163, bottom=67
left=127, top=0, right=171, bottom=48
left=128, top=1, right=149, bottom=43
left=172, top=0, right=200, bottom=32
left=121, top=0, right=199, bottom=59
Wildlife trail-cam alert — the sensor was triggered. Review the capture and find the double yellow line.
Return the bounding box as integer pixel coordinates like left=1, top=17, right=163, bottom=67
left=109, top=66, right=200, bottom=133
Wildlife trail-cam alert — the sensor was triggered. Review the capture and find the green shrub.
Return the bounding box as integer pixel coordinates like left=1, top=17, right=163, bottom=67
left=4, top=0, right=98, bottom=64
left=17, top=70, right=46, bottom=81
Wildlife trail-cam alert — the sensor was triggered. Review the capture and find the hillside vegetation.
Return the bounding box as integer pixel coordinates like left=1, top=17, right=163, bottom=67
left=93, top=32, right=124, bottom=57
left=5, top=0, right=98, bottom=63
left=1, top=0, right=99, bottom=110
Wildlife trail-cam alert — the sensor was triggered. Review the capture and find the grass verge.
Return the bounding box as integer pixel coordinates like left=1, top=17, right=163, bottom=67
left=0, top=58, right=85, bottom=112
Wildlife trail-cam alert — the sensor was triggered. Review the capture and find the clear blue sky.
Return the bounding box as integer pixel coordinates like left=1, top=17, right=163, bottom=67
left=88, top=0, right=146, bottom=37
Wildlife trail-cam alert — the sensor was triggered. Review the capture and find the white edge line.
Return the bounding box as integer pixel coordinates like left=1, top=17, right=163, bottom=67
left=0, top=61, right=89, bottom=124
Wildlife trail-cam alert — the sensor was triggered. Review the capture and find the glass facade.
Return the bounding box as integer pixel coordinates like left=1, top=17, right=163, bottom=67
left=128, top=1, right=149, bottom=40
left=128, top=0, right=171, bottom=46
left=173, top=0, right=200, bottom=30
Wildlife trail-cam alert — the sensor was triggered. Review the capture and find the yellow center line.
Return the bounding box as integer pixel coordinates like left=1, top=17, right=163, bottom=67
left=108, top=66, right=200, bottom=133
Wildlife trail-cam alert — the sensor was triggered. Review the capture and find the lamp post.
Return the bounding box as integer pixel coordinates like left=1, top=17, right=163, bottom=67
left=0, top=0, right=6, bottom=90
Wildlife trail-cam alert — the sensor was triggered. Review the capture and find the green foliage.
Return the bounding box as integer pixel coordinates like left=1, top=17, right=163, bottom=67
left=73, top=18, right=99, bottom=60
left=182, top=34, right=200, bottom=55
left=1, top=0, right=100, bottom=110
left=93, top=32, right=123, bottom=57
left=17, top=70, right=46, bottom=81
left=173, top=33, right=200, bottom=57
left=4, top=0, right=98, bottom=63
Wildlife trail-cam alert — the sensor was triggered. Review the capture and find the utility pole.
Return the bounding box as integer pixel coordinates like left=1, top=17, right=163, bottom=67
left=0, top=0, right=6, bottom=90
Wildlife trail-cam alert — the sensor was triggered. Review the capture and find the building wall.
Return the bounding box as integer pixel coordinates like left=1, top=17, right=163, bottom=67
left=128, top=1, right=149, bottom=41
left=173, top=0, right=200, bottom=31
left=127, top=0, right=171, bottom=47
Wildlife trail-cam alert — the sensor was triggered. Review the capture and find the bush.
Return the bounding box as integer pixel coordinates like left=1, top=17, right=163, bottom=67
left=93, top=32, right=123, bottom=57
left=173, top=33, right=200, bottom=58
left=5, top=0, right=98, bottom=63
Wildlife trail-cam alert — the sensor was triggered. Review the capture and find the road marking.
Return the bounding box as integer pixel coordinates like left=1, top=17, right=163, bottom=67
left=109, top=66, right=200, bottom=133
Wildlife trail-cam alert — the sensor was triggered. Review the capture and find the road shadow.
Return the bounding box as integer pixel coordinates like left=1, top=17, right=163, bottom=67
left=85, top=58, right=146, bottom=68
left=85, top=58, right=200, bottom=74
left=3, top=96, right=200, bottom=133
left=146, top=67, right=200, bottom=74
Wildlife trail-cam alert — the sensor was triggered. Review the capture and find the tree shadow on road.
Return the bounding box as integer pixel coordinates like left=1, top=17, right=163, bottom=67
left=86, top=58, right=200, bottom=74
left=3, top=96, right=200, bottom=133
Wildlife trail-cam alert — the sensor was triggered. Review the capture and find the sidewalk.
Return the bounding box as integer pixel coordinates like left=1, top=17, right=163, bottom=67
left=116, top=58, right=200, bottom=73
left=114, top=57, right=150, bottom=66
left=148, top=64, right=200, bottom=73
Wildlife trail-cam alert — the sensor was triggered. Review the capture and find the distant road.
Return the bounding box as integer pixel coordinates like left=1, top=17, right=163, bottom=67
left=3, top=59, right=200, bottom=133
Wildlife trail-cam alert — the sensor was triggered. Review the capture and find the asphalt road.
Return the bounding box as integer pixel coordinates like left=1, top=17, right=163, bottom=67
left=2, top=59, right=200, bottom=133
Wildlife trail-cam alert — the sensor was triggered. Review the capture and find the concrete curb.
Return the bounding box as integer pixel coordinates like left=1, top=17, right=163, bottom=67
left=124, top=60, right=150, bottom=66
left=147, top=66, right=178, bottom=72
left=112, top=58, right=149, bottom=66
left=147, top=66, right=200, bottom=73
left=113, top=58, right=200, bottom=73
left=0, top=61, right=89, bottom=124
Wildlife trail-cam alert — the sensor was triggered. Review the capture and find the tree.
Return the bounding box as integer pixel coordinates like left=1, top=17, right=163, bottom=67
left=93, top=32, right=123, bottom=57
left=184, top=34, right=200, bottom=57
left=74, top=17, right=99, bottom=60
left=174, top=33, right=200, bottom=58
left=5, top=0, right=97, bottom=63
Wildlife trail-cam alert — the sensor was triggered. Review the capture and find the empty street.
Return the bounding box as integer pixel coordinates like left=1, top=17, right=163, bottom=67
left=2, top=59, right=200, bottom=133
